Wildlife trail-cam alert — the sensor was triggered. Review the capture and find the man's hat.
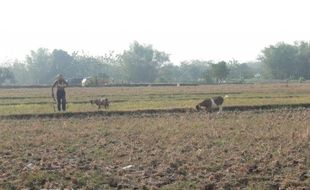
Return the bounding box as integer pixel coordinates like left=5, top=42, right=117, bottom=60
left=56, top=74, right=64, bottom=79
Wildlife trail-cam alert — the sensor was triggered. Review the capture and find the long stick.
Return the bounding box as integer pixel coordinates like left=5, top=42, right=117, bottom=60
left=52, top=93, right=57, bottom=112
left=52, top=102, right=56, bottom=112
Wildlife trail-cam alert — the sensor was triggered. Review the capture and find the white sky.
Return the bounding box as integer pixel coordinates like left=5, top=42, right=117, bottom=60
left=0, top=0, right=310, bottom=65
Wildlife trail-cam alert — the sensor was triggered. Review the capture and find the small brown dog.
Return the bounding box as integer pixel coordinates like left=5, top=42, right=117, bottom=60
left=90, top=98, right=109, bottom=109
left=196, top=95, right=228, bottom=113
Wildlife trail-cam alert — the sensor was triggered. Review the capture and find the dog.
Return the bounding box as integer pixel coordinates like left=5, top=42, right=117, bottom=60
left=196, top=95, right=228, bottom=113
left=90, top=98, right=109, bottom=109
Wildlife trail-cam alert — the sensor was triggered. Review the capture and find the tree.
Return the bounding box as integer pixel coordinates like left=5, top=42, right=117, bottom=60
left=156, top=63, right=180, bottom=83
left=121, top=41, right=170, bottom=83
left=98, top=52, right=123, bottom=82
left=50, top=49, right=73, bottom=80
left=203, top=69, right=214, bottom=83
left=10, top=60, right=32, bottom=85
left=0, top=67, right=15, bottom=85
left=179, top=60, right=212, bottom=82
left=71, top=54, right=101, bottom=78
left=295, top=41, right=310, bottom=79
left=26, top=48, right=51, bottom=84
left=211, top=61, right=229, bottom=83
left=227, top=61, right=254, bottom=81
left=259, top=43, right=298, bottom=79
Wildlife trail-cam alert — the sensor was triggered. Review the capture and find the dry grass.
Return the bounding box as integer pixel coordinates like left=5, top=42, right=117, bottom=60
left=1, top=83, right=310, bottom=115
left=1, top=109, right=310, bottom=189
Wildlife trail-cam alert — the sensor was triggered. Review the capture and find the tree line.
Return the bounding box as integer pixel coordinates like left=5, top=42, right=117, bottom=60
left=260, top=41, right=310, bottom=80
left=1, top=41, right=310, bottom=85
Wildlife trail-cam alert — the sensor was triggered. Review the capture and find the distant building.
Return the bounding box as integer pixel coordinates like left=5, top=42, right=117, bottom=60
left=66, top=78, right=83, bottom=86
left=81, top=76, right=109, bottom=87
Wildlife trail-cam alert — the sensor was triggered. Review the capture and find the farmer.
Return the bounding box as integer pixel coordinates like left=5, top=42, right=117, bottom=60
left=52, top=74, right=68, bottom=111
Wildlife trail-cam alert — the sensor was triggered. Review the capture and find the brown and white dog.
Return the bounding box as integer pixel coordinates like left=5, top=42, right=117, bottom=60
left=196, top=95, right=228, bottom=113
left=90, top=98, right=109, bottom=109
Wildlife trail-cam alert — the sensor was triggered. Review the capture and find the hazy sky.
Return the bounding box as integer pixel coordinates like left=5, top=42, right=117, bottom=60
left=0, top=0, right=310, bottom=65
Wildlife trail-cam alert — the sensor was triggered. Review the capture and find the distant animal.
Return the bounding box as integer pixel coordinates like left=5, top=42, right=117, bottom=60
left=196, top=95, right=228, bottom=113
left=90, top=98, right=109, bottom=109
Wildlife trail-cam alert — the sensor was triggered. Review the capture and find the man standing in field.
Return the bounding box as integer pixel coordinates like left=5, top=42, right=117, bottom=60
left=52, top=74, right=68, bottom=111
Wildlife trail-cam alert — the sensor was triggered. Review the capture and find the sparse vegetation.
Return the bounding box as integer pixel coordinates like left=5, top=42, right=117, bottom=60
left=1, top=83, right=310, bottom=115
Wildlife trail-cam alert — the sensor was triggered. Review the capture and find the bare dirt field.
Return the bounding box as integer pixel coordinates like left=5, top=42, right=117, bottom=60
left=1, top=109, right=310, bottom=189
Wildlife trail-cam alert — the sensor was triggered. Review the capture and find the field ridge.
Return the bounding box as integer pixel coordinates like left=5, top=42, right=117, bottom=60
left=1, top=103, right=310, bottom=120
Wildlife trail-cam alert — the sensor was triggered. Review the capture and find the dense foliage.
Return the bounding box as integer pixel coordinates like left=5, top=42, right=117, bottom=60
left=3, top=41, right=310, bottom=85
left=260, top=41, right=310, bottom=80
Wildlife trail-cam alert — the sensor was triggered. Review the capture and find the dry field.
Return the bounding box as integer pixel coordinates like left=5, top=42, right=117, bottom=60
left=1, top=83, right=310, bottom=115
left=1, top=110, right=310, bottom=189
left=1, top=84, right=310, bottom=189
